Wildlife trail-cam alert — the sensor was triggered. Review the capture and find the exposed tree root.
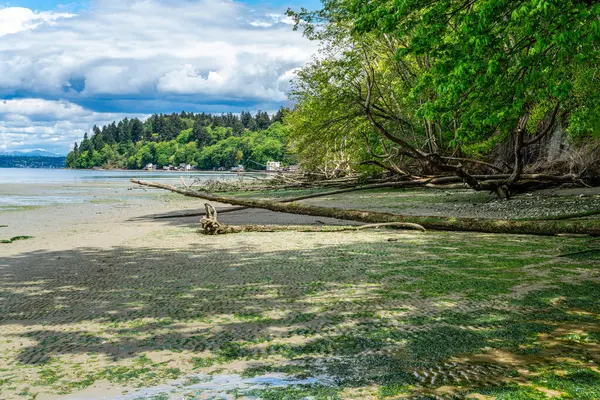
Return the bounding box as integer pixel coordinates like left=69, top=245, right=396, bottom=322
left=199, top=204, right=223, bottom=235
left=131, top=179, right=600, bottom=236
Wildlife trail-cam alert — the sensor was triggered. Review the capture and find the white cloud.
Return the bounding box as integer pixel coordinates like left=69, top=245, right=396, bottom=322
left=0, top=99, right=147, bottom=154
left=157, top=50, right=306, bottom=101
left=0, top=0, right=317, bottom=153
left=0, top=7, right=74, bottom=36
left=0, top=0, right=315, bottom=100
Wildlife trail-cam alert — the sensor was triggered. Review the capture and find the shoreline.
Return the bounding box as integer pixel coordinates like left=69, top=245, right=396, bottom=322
left=0, top=167, right=270, bottom=173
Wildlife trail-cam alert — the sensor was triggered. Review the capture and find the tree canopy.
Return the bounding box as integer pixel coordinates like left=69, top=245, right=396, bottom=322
left=66, top=109, right=293, bottom=170
left=285, top=0, right=600, bottom=186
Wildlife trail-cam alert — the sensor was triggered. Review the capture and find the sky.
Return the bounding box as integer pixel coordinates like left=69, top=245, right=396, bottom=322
left=0, top=0, right=321, bottom=155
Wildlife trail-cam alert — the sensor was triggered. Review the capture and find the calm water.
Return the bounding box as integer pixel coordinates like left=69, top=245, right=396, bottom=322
left=0, top=168, right=261, bottom=210
left=0, top=168, right=244, bottom=184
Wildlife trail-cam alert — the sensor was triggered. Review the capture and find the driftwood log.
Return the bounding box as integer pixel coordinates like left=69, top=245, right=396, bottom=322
left=198, top=205, right=426, bottom=235
left=153, top=174, right=581, bottom=220
left=131, top=179, right=600, bottom=236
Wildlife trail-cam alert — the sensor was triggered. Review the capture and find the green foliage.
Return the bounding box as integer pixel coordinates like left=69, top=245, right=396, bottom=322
left=66, top=112, right=291, bottom=170
left=286, top=0, right=600, bottom=175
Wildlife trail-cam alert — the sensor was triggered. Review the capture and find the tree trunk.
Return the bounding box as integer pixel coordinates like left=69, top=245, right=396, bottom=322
left=131, top=179, right=600, bottom=237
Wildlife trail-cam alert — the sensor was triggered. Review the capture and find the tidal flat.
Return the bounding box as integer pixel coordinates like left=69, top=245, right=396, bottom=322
left=1, top=181, right=599, bottom=399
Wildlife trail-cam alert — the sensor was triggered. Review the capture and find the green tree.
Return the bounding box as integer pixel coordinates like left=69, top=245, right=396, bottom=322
left=286, top=0, right=600, bottom=185
left=130, top=118, right=144, bottom=143
left=193, top=121, right=211, bottom=147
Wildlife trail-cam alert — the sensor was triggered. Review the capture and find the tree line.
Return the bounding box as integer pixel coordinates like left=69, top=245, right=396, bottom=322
left=66, top=109, right=292, bottom=170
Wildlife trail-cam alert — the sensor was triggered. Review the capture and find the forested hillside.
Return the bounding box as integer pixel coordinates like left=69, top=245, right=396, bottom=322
left=66, top=110, right=292, bottom=170
left=285, top=0, right=600, bottom=191
left=0, top=156, right=66, bottom=169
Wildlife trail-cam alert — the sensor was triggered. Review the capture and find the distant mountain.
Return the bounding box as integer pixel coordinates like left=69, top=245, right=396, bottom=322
left=0, top=149, right=63, bottom=157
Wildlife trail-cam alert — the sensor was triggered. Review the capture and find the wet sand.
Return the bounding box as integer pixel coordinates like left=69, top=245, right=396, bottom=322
left=2, top=180, right=599, bottom=399
left=0, top=180, right=363, bottom=399
left=0, top=181, right=353, bottom=250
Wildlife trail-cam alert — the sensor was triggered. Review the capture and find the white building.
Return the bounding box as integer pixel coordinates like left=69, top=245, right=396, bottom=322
left=266, top=161, right=281, bottom=171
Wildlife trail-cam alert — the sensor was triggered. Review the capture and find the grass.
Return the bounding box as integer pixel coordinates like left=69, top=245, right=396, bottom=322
left=0, top=205, right=40, bottom=213
left=0, top=228, right=599, bottom=398
left=0, top=236, right=34, bottom=244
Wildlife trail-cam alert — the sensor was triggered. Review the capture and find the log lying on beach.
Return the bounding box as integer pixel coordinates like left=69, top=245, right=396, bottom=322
left=131, top=178, right=600, bottom=236
left=153, top=173, right=582, bottom=220
left=151, top=178, right=431, bottom=220
left=198, top=202, right=426, bottom=235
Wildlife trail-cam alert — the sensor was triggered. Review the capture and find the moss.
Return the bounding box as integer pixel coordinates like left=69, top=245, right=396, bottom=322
left=476, top=384, right=550, bottom=399
left=378, top=383, right=412, bottom=398
left=0, top=205, right=40, bottom=213
left=1, top=236, right=34, bottom=244
left=3, top=220, right=600, bottom=398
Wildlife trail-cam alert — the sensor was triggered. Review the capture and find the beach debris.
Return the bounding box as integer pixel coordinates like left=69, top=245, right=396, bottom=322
left=131, top=178, right=600, bottom=236
left=200, top=203, right=224, bottom=235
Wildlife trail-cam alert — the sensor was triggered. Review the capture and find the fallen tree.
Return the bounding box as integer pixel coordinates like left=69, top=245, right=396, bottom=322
left=151, top=177, right=438, bottom=220
left=199, top=203, right=425, bottom=235
left=154, top=173, right=583, bottom=220
left=131, top=179, right=600, bottom=236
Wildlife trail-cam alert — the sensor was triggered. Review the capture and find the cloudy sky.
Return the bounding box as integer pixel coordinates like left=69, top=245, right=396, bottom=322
left=0, top=0, right=319, bottom=154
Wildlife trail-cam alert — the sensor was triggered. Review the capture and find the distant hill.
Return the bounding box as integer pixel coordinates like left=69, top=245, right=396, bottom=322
left=66, top=109, right=292, bottom=170
left=0, top=149, right=63, bottom=157
left=0, top=155, right=66, bottom=168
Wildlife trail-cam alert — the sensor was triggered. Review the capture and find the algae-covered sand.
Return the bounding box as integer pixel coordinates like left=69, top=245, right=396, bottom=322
left=1, top=183, right=600, bottom=399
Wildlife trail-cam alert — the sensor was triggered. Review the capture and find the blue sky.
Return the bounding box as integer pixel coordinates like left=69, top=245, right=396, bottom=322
left=0, top=0, right=320, bottom=154
left=4, top=0, right=320, bottom=10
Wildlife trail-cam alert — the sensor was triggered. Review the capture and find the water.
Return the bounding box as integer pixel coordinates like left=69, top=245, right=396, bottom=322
left=0, top=168, right=244, bottom=184
left=0, top=168, right=262, bottom=211
left=90, top=373, right=335, bottom=400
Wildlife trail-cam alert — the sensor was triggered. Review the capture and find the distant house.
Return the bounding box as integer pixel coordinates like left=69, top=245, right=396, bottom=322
left=266, top=161, right=281, bottom=171
left=231, top=164, right=245, bottom=172
left=144, top=163, right=155, bottom=171
left=179, top=163, right=194, bottom=171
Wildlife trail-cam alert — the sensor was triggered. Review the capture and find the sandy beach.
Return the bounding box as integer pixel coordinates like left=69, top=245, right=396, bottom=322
left=1, top=178, right=600, bottom=399
left=0, top=179, right=370, bottom=399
